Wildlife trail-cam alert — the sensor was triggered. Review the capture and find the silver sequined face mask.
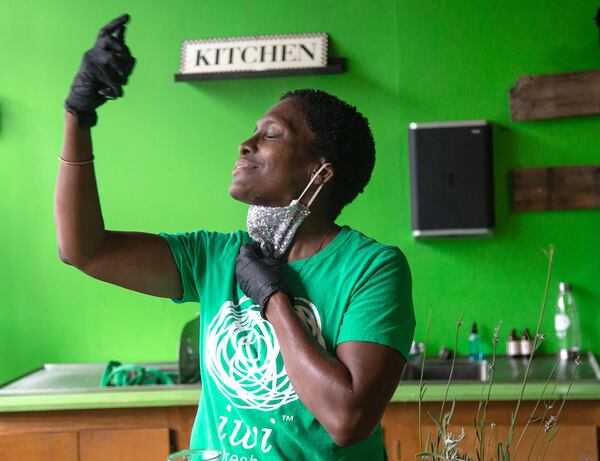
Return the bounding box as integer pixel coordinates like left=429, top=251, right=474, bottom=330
left=247, top=163, right=332, bottom=258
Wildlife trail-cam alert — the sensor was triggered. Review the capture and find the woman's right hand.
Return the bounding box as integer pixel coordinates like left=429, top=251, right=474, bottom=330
left=64, top=14, right=136, bottom=128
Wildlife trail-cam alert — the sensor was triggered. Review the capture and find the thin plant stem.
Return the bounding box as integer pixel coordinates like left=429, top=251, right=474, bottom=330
left=529, top=402, right=554, bottom=461
left=486, top=422, right=496, bottom=459
left=478, top=323, right=501, bottom=461
left=399, top=360, right=408, bottom=383
left=537, top=426, right=560, bottom=461
left=425, top=429, right=433, bottom=459
left=527, top=395, right=559, bottom=460
left=472, top=376, right=488, bottom=458
left=474, top=379, right=487, bottom=430
left=415, top=429, right=434, bottom=460
left=438, top=314, right=463, bottom=422
left=552, top=364, right=578, bottom=423
left=427, top=409, right=444, bottom=455
left=535, top=357, right=581, bottom=461
left=512, top=357, right=559, bottom=459
left=418, top=310, right=432, bottom=454
left=505, top=245, right=554, bottom=454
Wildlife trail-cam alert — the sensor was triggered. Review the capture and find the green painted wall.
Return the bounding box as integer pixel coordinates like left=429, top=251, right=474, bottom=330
left=1, top=0, right=599, bottom=386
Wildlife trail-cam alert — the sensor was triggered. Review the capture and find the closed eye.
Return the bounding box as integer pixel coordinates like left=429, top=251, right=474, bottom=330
left=254, top=121, right=283, bottom=139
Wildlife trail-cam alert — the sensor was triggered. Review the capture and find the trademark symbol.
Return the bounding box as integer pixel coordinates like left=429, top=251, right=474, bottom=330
left=282, top=415, right=294, bottom=422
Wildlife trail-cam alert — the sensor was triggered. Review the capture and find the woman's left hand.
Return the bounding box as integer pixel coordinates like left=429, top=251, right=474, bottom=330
left=235, top=243, right=291, bottom=319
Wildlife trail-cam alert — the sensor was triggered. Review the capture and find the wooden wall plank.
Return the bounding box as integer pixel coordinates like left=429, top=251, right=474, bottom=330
left=511, top=165, right=600, bottom=211
left=510, top=70, right=600, bottom=121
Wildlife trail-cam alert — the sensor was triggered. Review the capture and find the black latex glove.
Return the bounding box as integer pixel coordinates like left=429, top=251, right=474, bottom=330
left=65, top=14, right=136, bottom=128
left=236, top=243, right=292, bottom=320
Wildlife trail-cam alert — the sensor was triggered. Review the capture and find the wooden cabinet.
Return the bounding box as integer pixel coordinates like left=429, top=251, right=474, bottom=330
left=0, top=432, right=78, bottom=461
left=80, top=428, right=170, bottom=461
left=383, top=423, right=598, bottom=460
left=383, top=424, right=432, bottom=460
left=382, top=401, right=600, bottom=461
left=0, top=428, right=169, bottom=461
left=1, top=400, right=599, bottom=459
left=0, top=406, right=196, bottom=461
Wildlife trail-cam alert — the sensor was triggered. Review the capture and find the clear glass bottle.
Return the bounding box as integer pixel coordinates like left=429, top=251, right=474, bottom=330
left=554, top=282, right=582, bottom=360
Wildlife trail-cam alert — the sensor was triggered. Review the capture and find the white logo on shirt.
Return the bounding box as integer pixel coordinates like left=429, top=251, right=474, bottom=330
left=217, top=404, right=275, bottom=454
left=205, top=296, right=325, bottom=411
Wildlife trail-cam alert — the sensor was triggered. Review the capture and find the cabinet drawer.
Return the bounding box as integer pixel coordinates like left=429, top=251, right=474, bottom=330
left=0, top=431, right=78, bottom=460
left=79, top=427, right=171, bottom=461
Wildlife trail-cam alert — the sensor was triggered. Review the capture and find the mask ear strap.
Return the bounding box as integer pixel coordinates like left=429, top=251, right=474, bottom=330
left=296, top=163, right=332, bottom=207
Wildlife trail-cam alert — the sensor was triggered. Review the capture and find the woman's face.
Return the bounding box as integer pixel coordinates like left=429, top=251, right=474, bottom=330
left=229, top=97, right=319, bottom=207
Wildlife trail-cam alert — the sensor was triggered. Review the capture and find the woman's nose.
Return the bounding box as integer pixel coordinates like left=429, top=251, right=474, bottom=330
left=238, top=136, right=255, bottom=156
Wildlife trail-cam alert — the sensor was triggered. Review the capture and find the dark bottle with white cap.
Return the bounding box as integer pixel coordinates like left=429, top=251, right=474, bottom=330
left=520, top=328, right=533, bottom=358
left=506, top=328, right=521, bottom=358
left=554, top=282, right=582, bottom=360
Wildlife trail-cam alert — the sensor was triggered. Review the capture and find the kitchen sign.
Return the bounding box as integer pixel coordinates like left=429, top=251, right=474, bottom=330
left=178, top=33, right=329, bottom=75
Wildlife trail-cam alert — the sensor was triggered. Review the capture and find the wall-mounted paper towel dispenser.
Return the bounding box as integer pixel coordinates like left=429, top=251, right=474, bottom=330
left=408, top=120, right=495, bottom=238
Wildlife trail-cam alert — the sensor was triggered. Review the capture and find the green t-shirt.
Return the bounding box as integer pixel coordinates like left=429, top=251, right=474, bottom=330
left=160, top=225, right=415, bottom=461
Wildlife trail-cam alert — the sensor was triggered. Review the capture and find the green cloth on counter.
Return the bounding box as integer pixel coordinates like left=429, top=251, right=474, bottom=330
left=101, top=360, right=176, bottom=387
left=159, top=226, right=415, bottom=461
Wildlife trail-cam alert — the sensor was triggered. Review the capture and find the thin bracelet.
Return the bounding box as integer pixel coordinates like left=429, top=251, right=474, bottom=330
left=58, top=155, right=95, bottom=166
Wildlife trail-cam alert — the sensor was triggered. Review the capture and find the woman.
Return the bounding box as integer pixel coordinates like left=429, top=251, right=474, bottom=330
left=56, top=14, right=415, bottom=461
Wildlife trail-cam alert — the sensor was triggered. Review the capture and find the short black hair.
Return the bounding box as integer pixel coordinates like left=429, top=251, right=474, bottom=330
left=280, top=88, right=375, bottom=219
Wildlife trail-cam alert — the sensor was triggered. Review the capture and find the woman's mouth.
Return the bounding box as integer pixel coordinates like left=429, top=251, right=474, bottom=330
left=232, top=159, right=258, bottom=175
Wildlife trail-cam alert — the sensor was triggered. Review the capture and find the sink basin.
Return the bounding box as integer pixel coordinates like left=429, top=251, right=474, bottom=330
left=401, top=352, right=600, bottom=383
left=0, top=362, right=192, bottom=394
left=490, top=352, right=600, bottom=382
left=403, top=359, right=488, bottom=382
left=1, top=353, right=597, bottom=394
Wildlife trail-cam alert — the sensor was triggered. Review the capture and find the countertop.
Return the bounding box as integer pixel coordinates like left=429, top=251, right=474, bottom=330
left=1, top=354, right=599, bottom=413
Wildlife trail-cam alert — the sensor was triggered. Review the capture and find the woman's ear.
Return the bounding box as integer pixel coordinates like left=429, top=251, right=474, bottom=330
left=319, top=165, right=334, bottom=185
left=311, top=159, right=334, bottom=186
